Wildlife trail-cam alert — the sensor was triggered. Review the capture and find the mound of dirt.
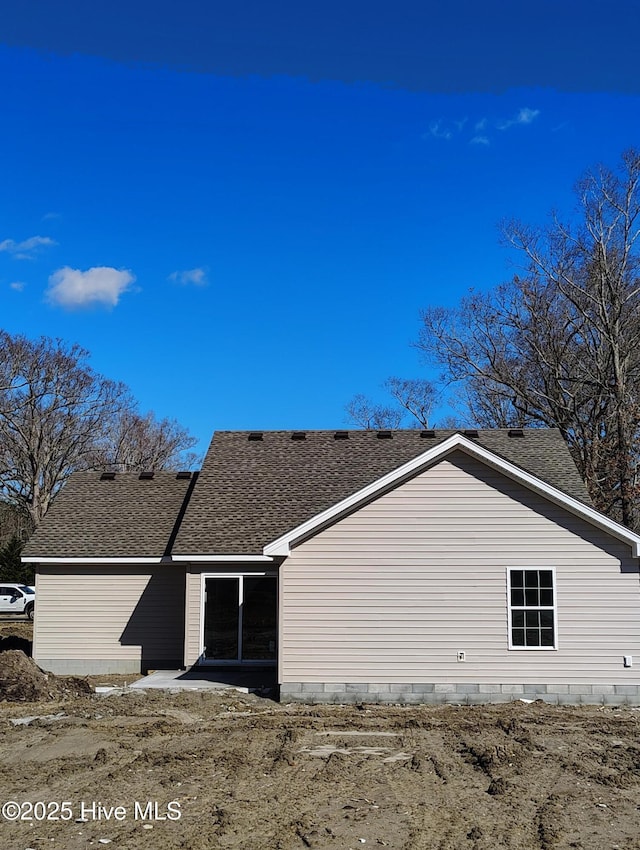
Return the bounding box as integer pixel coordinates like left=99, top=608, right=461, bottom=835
left=0, top=621, right=33, bottom=643
left=0, top=649, right=92, bottom=701
left=0, top=650, right=49, bottom=700
left=0, top=635, right=32, bottom=655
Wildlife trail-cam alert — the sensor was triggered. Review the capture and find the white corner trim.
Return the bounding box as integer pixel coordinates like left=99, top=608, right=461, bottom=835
left=172, top=554, right=274, bottom=563
left=21, top=556, right=165, bottom=564
left=263, top=432, right=640, bottom=558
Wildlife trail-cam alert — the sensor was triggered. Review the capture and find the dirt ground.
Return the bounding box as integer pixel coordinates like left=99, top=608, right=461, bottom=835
left=2, top=621, right=640, bottom=849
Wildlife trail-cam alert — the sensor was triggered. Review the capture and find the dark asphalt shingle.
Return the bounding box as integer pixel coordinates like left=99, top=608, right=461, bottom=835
left=173, top=428, right=591, bottom=555
left=23, top=471, right=195, bottom=558
left=24, top=429, right=590, bottom=559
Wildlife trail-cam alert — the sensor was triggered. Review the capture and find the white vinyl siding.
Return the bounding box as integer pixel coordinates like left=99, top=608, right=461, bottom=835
left=184, top=567, right=202, bottom=666
left=280, top=450, right=640, bottom=685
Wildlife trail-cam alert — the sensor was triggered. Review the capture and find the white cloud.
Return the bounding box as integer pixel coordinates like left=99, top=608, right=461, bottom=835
left=46, top=266, right=135, bottom=309
left=497, top=107, right=540, bottom=131
left=516, top=107, right=540, bottom=124
left=427, top=119, right=453, bottom=140
left=425, top=110, right=538, bottom=146
left=0, top=235, right=57, bottom=260
left=9, top=281, right=25, bottom=291
left=169, top=267, right=208, bottom=286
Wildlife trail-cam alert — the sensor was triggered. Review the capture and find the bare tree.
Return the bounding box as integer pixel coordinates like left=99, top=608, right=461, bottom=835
left=0, top=330, right=30, bottom=398
left=0, top=333, right=132, bottom=526
left=418, top=149, right=640, bottom=527
left=345, top=394, right=405, bottom=429
left=440, top=380, right=526, bottom=430
left=88, top=410, right=199, bottom=472
left=384, top=377, right=437, bottom=428
left=0, top=333, right=200, bottom=526
left=346, top=378, right=438, bottom=429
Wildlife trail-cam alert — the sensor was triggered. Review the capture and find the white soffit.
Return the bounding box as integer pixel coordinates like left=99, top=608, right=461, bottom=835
left=172, top=555, right=274, bottom=562
left=263, top=433, right=640, bottom=558
left=21, top=556, right=165, bottom=564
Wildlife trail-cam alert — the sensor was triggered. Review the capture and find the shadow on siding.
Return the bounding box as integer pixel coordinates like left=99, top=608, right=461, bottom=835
left=449, top=453, right=639, bottom=573
left=120, top=567, right=185, bottom=673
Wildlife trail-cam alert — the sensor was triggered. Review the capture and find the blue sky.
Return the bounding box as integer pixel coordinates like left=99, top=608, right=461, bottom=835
left=2, top=2, right=639, bottom=455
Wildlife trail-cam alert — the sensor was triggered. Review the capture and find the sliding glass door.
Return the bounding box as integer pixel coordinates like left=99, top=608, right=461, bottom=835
left=203, top=575, right=277, bottom=663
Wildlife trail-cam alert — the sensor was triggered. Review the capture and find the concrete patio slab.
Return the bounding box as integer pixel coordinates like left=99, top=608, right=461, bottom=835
left=129, top=667, right=278, bottom=694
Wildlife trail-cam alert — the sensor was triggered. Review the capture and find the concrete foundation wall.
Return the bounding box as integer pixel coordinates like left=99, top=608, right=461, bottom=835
left=280, top=682, right=640, bottom=706
left=36, top=658, right=166, bottom=676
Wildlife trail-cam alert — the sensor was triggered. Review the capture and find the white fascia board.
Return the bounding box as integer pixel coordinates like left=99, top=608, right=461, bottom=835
left=263, top=433, right=640, bottom=558
left=26, top=554, right=275, bottom=565
left=21, top=556, right=164, bottom=564
left=172, top=554, right=274, bottom=562
left=462, top=441, right=640, bottom=557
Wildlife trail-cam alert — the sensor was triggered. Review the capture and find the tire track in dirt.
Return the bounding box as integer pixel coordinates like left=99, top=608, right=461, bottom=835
left=3, top=696, right=640, bottom=848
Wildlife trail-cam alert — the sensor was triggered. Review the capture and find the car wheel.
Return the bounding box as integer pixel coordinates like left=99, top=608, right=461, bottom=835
left=25, top=604, right=34, bottom=621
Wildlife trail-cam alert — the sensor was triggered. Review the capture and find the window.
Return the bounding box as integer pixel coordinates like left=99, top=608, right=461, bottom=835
left=508, top=569, right=556, bottom=649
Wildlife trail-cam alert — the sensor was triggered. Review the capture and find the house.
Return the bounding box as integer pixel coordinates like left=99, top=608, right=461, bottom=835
left=22, top=428, right=640, bottom=705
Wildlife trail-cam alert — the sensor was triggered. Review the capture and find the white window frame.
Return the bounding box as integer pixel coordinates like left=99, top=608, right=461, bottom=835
left=507, top=567, right=558, bottom=651
left=199, top=571, right=278, bottom=665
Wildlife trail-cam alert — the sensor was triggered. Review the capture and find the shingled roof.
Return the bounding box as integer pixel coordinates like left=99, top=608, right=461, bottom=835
left=23, top=429, right=592, bottom=560
left=172, top=428, right=591, bottom=556
left=23, top=471, right=196, bottom=559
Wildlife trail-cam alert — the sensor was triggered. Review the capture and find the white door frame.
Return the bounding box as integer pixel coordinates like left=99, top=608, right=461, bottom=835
left=199, top=571, right=278, bottom=665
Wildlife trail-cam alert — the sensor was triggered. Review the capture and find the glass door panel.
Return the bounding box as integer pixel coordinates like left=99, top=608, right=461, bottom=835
left=242, top=576, right=277, bottom=660
left=204, top=577, right=239, bottom=660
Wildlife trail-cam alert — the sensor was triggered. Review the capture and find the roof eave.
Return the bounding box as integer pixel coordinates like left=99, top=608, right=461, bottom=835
left=21, top=556, right=168, bottom=565
left=172, top=554, right=274, bottom=563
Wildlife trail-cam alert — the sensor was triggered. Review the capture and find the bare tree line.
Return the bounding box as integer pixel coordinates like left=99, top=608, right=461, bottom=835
left=0, top=331, right=198, bottom=530
left=346, top=377, right=438, bottom=430
left=347, top=150, right=640, bottom=529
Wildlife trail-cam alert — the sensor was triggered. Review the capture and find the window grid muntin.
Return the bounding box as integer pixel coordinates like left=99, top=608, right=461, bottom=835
left=508, top=568, right=557, bottom=650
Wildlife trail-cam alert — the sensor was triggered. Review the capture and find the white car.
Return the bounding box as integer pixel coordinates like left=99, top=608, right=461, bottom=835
left=0, top=584, right=35, bottom=620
